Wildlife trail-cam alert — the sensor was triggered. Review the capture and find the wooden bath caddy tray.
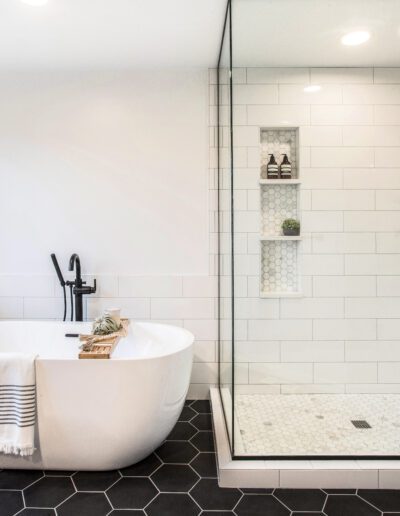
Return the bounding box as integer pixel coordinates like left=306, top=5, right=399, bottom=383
left=78, top=318, right=130, bottom=359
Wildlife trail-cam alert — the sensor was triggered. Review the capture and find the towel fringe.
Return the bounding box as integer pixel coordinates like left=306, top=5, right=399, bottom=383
left=0, top=443, right=35, bottom=457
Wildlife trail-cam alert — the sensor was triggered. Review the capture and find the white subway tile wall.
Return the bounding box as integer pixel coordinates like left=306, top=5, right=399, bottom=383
left=213, top=66, right=400, bottom=396
left=1, top=68, right=400, bottom=398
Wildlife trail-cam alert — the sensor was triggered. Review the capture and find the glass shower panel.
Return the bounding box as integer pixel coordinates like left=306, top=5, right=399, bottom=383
left=224, top=0, right=400, bottom=459
left=217, top=0, right=233, bottom=452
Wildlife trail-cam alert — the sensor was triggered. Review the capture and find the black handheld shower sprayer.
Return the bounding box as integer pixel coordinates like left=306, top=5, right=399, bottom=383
left=50, top=253, right=67, bottom=321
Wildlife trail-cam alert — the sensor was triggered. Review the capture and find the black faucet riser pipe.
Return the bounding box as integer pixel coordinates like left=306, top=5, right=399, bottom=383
left=68, top=253, right=96, bottom=322
left=69, top=254, right=81, bottom=281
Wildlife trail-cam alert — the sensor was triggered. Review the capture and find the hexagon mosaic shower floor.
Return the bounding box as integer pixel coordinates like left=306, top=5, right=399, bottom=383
left=0, top=400, right=400, bottom=516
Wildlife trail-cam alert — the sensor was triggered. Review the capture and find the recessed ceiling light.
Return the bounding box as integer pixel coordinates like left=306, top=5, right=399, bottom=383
left=304, top=85, right=321, bottom=93
left=341, top=31, right=370, bottom=46
left=20, top=0, right=48, bottom=5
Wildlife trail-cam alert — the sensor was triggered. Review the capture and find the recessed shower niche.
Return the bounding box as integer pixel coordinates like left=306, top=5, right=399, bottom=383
left=259, top=127, right=301, bottom=298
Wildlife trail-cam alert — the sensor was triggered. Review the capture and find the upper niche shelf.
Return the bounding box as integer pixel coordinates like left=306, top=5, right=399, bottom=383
left=260, top=127, right=299, bottom=180
left=259, top=179, right=301, bottom=185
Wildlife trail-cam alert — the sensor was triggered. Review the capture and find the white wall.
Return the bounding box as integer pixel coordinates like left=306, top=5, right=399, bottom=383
left=0, top=70, right=209, bottom=275
left=0, top=68, right=216, bottom=399
left=212, top=67, right=400, bottom=395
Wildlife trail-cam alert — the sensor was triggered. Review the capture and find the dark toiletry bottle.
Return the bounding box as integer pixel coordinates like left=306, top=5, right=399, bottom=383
left=280, top=154, right=292, bottom=179
left=267, top=154, right=279, bottom=179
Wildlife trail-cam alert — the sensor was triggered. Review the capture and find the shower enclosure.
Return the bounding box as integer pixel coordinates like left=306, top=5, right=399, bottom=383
left=217, top=0, right=400, bottom=460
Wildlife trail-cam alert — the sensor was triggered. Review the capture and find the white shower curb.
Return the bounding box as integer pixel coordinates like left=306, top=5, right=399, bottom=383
left=210, top=387, right=400, bottom=489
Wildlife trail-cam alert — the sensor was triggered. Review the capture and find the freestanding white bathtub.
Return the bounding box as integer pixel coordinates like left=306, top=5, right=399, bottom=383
left=0, top=320, right=193, bottom=470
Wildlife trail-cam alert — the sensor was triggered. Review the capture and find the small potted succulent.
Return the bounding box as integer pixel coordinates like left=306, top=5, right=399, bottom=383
left=282, top=218, right=300, bottom=236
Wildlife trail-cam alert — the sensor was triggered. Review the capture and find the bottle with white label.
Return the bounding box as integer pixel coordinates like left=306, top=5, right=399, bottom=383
left=280, top=154, right=292, bottom=179
left=266, top=154, right=279, bottom=179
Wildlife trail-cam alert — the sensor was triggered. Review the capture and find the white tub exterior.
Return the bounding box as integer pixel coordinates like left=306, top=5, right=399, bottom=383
left=0, top=320, right=193, bottom=471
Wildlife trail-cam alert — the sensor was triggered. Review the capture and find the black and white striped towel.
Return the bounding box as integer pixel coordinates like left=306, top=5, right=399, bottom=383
left=0, top=353, right=37, bottom=456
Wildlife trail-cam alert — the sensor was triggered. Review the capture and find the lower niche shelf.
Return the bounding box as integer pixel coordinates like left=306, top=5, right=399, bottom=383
left=260, top=239, right=301, bottom=297
left=260, top=235, right=302, bottom=241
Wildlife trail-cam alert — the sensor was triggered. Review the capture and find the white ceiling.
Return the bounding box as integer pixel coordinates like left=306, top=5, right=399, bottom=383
left=0, top=0, right=399, bottom=69
left=232, top=0, right=400, bottom=67
left=0, top=0, right=226, bottom=69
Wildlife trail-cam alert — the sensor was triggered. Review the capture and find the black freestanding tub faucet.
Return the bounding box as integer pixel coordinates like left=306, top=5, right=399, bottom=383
left=68, top=253, right=97, bottom=321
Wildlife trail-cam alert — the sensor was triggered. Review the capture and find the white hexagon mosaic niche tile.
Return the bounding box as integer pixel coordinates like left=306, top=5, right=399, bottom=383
left=261, top=240, right=298, bottom=294
left=260, top=128, right=298, bottom=179
left=261, top=184, right=298, bottom=236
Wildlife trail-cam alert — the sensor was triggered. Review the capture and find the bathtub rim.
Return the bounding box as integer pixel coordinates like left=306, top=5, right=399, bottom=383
left=0, top=319, right=194, bottom=361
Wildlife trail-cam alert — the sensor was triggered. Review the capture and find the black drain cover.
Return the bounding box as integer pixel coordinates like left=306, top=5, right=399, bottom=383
left=351, top=420, right=371, bottom=429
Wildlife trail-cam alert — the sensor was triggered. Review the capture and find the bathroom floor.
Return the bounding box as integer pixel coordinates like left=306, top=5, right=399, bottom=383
left=0, top=400, right=399, bottom=516
left=235, top=393, right=400, bottom=456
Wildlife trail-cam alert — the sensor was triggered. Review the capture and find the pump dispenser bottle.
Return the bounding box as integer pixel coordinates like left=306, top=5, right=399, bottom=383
left=280, top=154, right=292, bottom=179
left=266, top=154, right=279, bottom=179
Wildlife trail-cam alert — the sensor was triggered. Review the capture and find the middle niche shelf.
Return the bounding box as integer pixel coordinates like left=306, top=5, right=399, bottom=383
left=260, top=235, right=302, bottom=241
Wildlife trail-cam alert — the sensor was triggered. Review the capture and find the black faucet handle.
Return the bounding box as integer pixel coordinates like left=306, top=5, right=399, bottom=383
left=91, top=279, right=97, bottom=294
left=75, top=279, right=96, bottom=295
left=72, top=280, right=97, bottom=295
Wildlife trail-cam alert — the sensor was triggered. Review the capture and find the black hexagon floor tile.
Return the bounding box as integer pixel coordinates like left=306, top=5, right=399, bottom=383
left=120, top=454, right=161, bottom=476
left=324, top=494, right=381, bottom=516
left=359, top=489, right=400, bottom=512
left=3, top=400, right=400, bottom=516
left=0, top=469, right=43, bottom=489
left=191, top=400, right=211, bottom=413
left=179, top=406, right=197, bottom=421
left=191, top=414, right=212, bottom=431
left=274, top=489, right=326, bottom=512
left=156, top=441, right=198, bottom=464
left=236, top=494, right=290, bottom=516
left=190, top=431, right=215, bottom=452
left=44, top=471, right=75, bottom=477
left=190, top=478, right=241, bottom=511
left=107, top=477, right=157, bottom=509
left=146, top=493, right=200, bottom=516
left=24, top=476, right=75, bottom=508
left=57, top=492, right=111, bottom=516
left=241, top=488, right=274, bottom=494
left=190, top=452, right=217, bottom=477
left=201, top=512, right=235, bottom=516
left=151, top=464, right=199, bottom=492
left=73, top=470, right=120, bottom=491
left=292, top=513, right=325, bottom=516
left=0, top=490, right=23, bottom=516
left=323, top=489, right=356, bottom=494
left=166, top=422, right=197, bottom=441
